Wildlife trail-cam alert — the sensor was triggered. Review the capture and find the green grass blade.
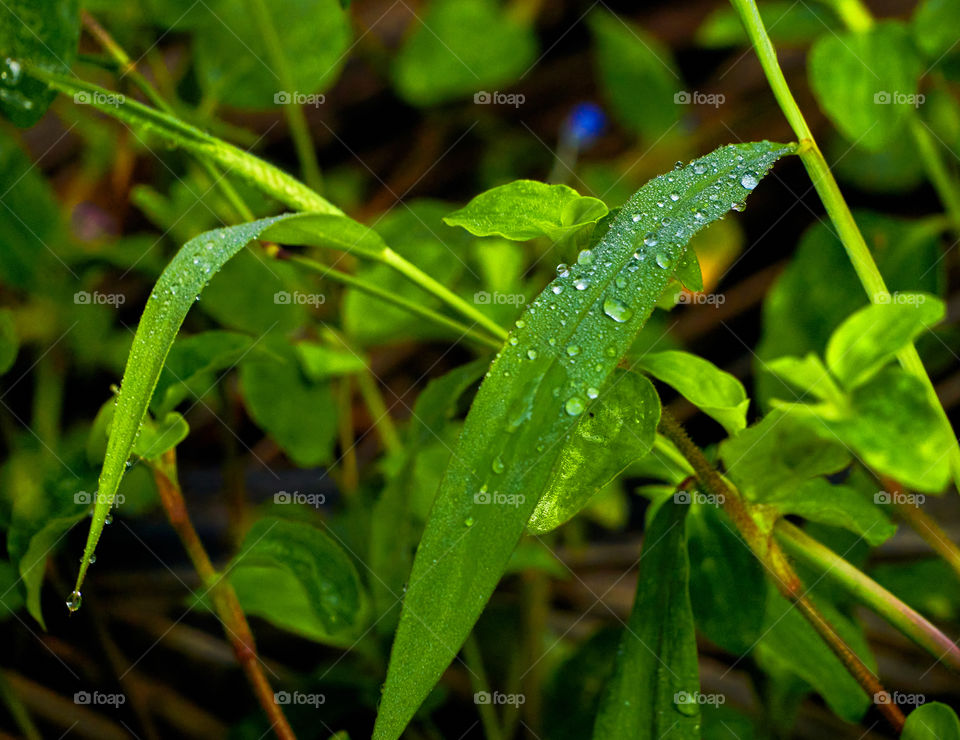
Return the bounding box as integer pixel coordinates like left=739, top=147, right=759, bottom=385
left=373, top=140, right=794, bottom=740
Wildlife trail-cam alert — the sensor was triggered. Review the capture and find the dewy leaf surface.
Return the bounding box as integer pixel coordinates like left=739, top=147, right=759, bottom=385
left=373, top=140, right=794, bottom=740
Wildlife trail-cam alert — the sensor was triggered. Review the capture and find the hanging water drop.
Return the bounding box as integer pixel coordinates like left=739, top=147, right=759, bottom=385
left=565, top=396, right=586, bottom=416
left=66, top=590, right=82, bottom=612
left=556, top=263, right=569, bottom=277
left=603, top=297, right=633, bottom=323
left=105, top=513, right=113, bottom=525
left=740, top=171, right=759, bottom=189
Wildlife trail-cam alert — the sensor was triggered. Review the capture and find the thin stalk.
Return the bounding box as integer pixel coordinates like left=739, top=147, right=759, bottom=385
left=883, top=479, right=960, bottom=583
left=249, top=0, right=323, bottom=192
left=336, top=375, right=360, bottom=494
left=151, top=450, right=296, bottom=740
left=0, top=670, right=41, bottom=740
left=657, top=410, right=906, bottom=732
left=463, top=634, right=505, bottom=740
left=730, top=0, right=960, bottom=493
left=355, top=369, right=403, bottom=456
left=281, top=251, right=503, bottom=350
left=777, top=520, right=960, bottom=673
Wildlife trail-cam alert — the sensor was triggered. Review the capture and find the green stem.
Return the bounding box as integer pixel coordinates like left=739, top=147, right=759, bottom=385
left=777, top=521, right=960, bottom=673
left=463, top=634, right=505, bottom=740
left=730, top=0, right=960, bottom=493
left=0, top=671, right=41, bottom=740
left=249, top=0, right=323, bottom=192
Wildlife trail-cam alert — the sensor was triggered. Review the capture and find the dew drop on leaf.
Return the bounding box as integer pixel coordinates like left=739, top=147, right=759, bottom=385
left=577, top=249, right=594, bottom=265
left=643, top=232, right=658, bottom=246
left=655, top=253, right=673, bottom=269
left=556, top=263, right=569, bottom=277
left=565, top=396, right=586, bottom=416
left=527, top=349, right=538, bottom=360
left=669, top=192, right=680, bottom=201
left=586, top=387, right=599, bottom=399
left=574, top=279, right=589, bottom=290
left=566, top=344, right=580, bottom=357
left=492, top=457, right=505, bottom=474
left=603, top=298, right=633, bottom=323
left=740, top=171, right=759, bottom=189
left=464, top=517, right=475, bottom=527
left=1, top=58, right=22, bottom=86
left=551, top=284, right=563, bottom=294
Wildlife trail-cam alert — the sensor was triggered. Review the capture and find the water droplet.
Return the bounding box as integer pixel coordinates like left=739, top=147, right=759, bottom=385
left=89, top=555, right=96, bottom=564
left=565, top=396, right=586, bottom=416
left=464, top=517, right=475, bottom=527
left=732, top=201, right=746, bottom=212
left=693, top=210, right=705, bottom=220
left=492, top=457, right=505, bottom=474
left=515, top=319, right=525, bottom=328
left=548, top=338, right=556, bottom=346
left=631, top=213, right=641, bottom=223
left=527, top=349, right=538, bottom=360
left=574, top=279, right=589, bottom=290
left=669, top=192, right=680, bottom=201
left=693, top=162, right=706, bottom=175
left=556, top=263, right=569, bottom=278
left=675, top=697, right=698, bottom=716
left=566, top=344, right=580, bottom=356
left=615, top=276, right=627, bottom=289
left=674, top=160, right=683, bottom=169
left=509, top=337, right=518, bottom=346
left=577, top=249, right=593, bottom=265
left=204, top=241, right=215, bottom=250
left=105, top=513, right=113, bottom=525
left=603, top=297, right=633, bottom=323
left=1, top=58, right=22, bottom=86
left=586, top=387, right=599, bottom=399
left=551, top=284, right=563, bottom=294
left=740, top=171, right=759, bottom=189
left=66, top=590, right=82, bottom=612
left=643, top=232, right=658, bottom=247
left=656, top=252, right=673, bottom=269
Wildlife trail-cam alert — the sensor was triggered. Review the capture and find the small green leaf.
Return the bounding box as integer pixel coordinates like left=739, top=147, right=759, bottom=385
left=767, top=479, right=896, bottom=546
left=592, top=499, right=699, bottom=739
left=720, top=410, right=850, bottom=502
left=443, top=180, right=608, bottom=242
left=228, top=517, right=368, bottom=643
left=902, top=702, right=960, bottom=739
left=21, top=510, right=87, bottom=628
left=527, top=370, right=660, bottom=533
left=375, top=141, right=793, bottom=740
left=392, top=0, right=536, bottom=106
left=635, top=350, right=749, bottom=435
left=912, top=0, right=960, bottom=60
left=765, top=353, right=843, bottom=403
left=0, top=309, right=17, bottom=374
left=589, top=10, right=681, bottom=140
left=808, top=22, right=923, bottom=151
left=0, top=0, right=79, bottom=127
left=295, top=341, right=366, bottom=381
left=825, top=295, right=944, bottom=389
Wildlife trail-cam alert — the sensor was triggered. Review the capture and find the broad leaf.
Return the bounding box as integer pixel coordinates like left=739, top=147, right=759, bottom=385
left=808, top=22, right=922, bottom=151
left=295, top=341, right=366, bottom=381
left=825, top=295, right=944, bottom=389
left=228, top=517, right=368, bottom=643
left=765, top=353, right=843, bottom=404
left=444, top=180, right=608, bottom=242
left=592, top=499, right=699, bottom=739
left=374, top=141, right=793, bottom=740
left=527, top=370, right=660, bottom=533
left=0, top=0, right=79, bottom=127
left=903, top=703, right=960, bottom=740
left=635, top=350, right=749, bottom=434
left=912, top=0, right=960, bottom=60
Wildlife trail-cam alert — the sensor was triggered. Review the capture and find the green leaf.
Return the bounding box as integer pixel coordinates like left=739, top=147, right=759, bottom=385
left=527, top=370, right=660, bottom=533
left=588, top=9, right=681, bottom=140
left=825, top=295, right=944, bottom=389
left=239, top=337, right=337, bottom=467
left=767, top=479, right=896, bottom=546
left=295, top=341, right=366, bottom=381
left=592, top=499, right=699, bottom=739
left=720, top=410, right=850, bottom=502
left=765, top=353, right=843, bottom=404
left=808, top=22, right=923, bottom=151
left=0, top=309, right=17, bottom=374
left=903, top=703, right=960, bottom=740
left=374, top=141, right=793, bottom=740
left=912, top=0, right=960, bottom=60
left=443, top=180, right=608, bottom=242
left=21, top=510, right=87, bottom=627
left=696, top=2, right=838, bottom=47
left=0, top=559, right=24, bottom=620
left=228, top=517, right=368, bottom=643
left=392, top=0, right=536, bottom=106
left=0, top=0, right=79, bottom=127
left=635, top=350, right=750, bottom=435
left=195, top=0, right=350, bottom=109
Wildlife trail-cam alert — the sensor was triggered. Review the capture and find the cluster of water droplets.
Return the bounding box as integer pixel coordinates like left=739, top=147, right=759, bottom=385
left=0, top=57, right=34, bottom=114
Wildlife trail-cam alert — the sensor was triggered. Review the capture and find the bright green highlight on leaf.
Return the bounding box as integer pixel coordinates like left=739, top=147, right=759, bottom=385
left=902, top=702, right=960, bottom=739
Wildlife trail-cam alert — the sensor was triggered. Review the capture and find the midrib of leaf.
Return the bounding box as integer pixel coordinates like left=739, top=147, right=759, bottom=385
left=373, top=141, right=794, bottom=740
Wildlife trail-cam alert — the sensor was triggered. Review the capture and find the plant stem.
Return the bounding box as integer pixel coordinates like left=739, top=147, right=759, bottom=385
left=657, top=410, right=906, bottom=732
left=282, top=251, right=503, bottom=349
left=151, top=450, right=296, bottom=740
left=729, top=0, right=960, bottom=493
left=249, top=0, right=323, bottom=192
left=336, top=375, right=360, bottom=494
left=354, top=366, right=404, bottom=456
left=776, top=520, right=960, bottom=673
left=882, top=479, right=960, bottom=583
left=463, top=634, right=504, bottom=740
left=0, top=670, right=41, bottom=740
